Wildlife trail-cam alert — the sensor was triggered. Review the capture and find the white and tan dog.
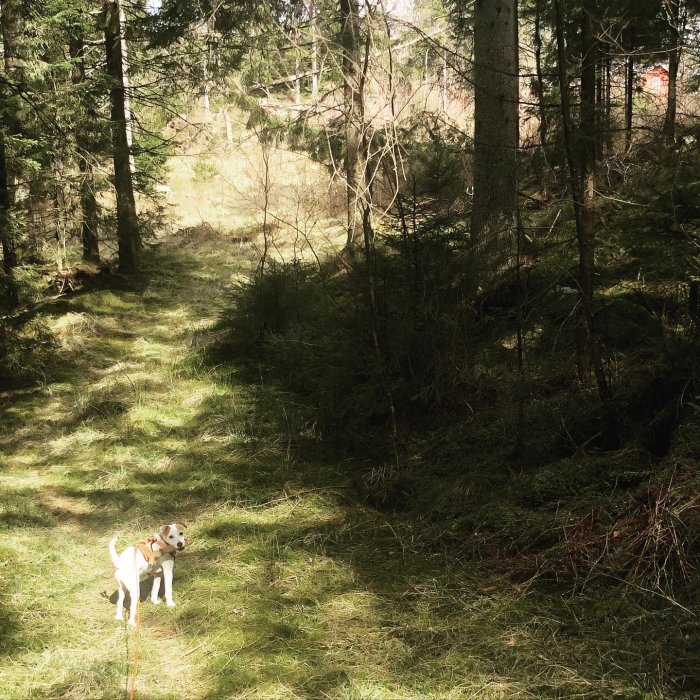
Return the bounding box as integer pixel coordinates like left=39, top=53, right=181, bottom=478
left=109, top=523, right=187, bottom=626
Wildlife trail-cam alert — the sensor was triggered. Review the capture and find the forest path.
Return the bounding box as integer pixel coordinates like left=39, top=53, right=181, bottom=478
left=0, top=234, right=643, bottom=699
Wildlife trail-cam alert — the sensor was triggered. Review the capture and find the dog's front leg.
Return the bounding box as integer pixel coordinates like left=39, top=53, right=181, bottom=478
left=150, top=571, right=162, bottom=604
left=161, top=559, right=176, bottom=607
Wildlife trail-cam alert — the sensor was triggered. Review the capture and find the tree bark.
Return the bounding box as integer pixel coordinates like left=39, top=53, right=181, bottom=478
left=533, top=0, right=548, bottom=152
left=471, top=0, right=519, bottom=280
left=604, top=48, right=612, bottom=154
left=0, top=133, right=18, bottom=308
left=200, top=17, right=212, bottom=123
left=104, top=0, right=140, bottom=272
left=309, top=0, right=319, bottom=98
left=117, top=0, right=136, bottom=175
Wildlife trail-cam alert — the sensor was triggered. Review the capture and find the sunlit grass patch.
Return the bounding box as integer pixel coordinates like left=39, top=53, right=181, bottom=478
left=48, top=427, right=112, bottom=456
left=77, top=290, right=143, bottom=315
left=50, top=311, right=99, bottom=349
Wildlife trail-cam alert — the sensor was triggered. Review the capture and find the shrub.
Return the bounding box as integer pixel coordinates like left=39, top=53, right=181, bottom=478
left=0, top=319, right=56, bottom=388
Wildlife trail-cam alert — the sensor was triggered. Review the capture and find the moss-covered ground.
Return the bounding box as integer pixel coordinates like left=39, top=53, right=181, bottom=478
left=0, top=231, right=695, bottom=699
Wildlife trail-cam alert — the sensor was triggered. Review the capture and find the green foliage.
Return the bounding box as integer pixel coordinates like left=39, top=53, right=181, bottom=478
left=191, top=156, right=219, bottom=182
left=397, top=118, right=469, bottom=205
left=0, top=319, right=56, bottom=388
left=214, top=262, right=384, bottom=452
left=524, top=457, right=602, bottom=506
left=134, top=130, right=173, bottom=193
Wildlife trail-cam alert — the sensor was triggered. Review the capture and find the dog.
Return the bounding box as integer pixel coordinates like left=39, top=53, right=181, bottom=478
left=109, top=523, right=187, bottom=626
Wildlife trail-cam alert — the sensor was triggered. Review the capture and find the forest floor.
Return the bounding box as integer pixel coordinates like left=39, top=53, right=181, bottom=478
left=0, top=230, right=686, bottom=700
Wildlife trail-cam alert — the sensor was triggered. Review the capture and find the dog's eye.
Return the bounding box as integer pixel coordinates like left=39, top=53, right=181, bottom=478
left=179, top=532, right=183, bottom=536
left=169, top=535, right=174, bottom=539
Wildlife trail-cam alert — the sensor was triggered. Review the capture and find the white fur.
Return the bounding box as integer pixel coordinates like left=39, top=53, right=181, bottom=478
left=109, top=523, right=187, bottom=626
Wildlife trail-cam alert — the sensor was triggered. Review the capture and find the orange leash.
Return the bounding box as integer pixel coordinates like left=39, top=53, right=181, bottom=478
left=129, top=550, right=141, bottom=700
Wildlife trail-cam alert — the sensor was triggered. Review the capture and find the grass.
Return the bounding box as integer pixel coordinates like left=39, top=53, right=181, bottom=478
left=0, top=231, right=694, bottom=699
left=163, top=127, right=346, bottom=261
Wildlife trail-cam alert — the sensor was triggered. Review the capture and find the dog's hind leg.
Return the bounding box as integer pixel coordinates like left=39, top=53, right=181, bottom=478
left=115, top=579, right=126, bottom=621
left=127, top=575, right=139, bottom=627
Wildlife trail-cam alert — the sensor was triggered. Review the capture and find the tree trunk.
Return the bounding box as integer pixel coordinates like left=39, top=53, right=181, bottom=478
left=201, top=73, right=212, bottom=122
left=69, top=34, right=101, bottom=264
left=577, top=3, right=598, bottom=387
left=0, top=0, right=21, bottom=307
left=117, top=0, right=136, bottom=175
left=624, top=26, right=635, bottom=151
left=604, top=49, right=612, bottom=154
left=663, top=1, right=683, bottom=143
left=513, top=206, right=527, bottom=457
left=104, top=0, right=140, bottom=272
left=78, top=158, right=101, bottom=263
left=200, top=18, right=212, bottom=123
left=533, top=0, right=548, bottom=152
left=340, top=0, right=362, bottom=250
left=595, top=44, right=605, bottom=159
left=471, top=0, right=519, bottom=280
left=440, top=52, right=448, bottom=112
left=222, top=107, right=234, bottom=148
left=553, top=0, right=608, bottom=401
left=0, top=133, right=18, bottom=308
left=309, top=0, right=319, bottom=98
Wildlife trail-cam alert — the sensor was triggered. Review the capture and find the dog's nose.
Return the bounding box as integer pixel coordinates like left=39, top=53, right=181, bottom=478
left=177, top=542, right=184, bottom=548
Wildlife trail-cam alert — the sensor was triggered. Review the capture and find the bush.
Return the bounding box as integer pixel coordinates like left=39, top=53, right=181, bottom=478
left=211, top=214, right=489, bottom=456
left=0, top=319, right=56, bottom=388
left=191, top=156, right=218, bottom=182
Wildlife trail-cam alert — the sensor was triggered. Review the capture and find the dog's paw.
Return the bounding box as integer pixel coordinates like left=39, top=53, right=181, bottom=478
left=151, top=597, right=161, bottom=605
left=127, top=620, right=137, bottom=628
left=166, top=600, right=176, bottom=608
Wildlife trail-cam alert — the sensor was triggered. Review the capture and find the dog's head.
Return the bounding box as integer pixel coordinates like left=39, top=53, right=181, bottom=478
left=159, top=522, right=188, bottom=551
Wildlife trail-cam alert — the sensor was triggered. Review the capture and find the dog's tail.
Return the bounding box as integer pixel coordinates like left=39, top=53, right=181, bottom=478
left=109, top=537, right=121, bottom=568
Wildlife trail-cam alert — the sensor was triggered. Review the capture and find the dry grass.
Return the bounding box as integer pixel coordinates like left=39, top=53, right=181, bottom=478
left=163, top=127, right=346, bottom=263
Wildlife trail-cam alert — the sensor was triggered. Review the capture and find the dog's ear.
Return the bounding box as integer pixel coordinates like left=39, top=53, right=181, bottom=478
left=160, top=524, right=172, bottom=538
